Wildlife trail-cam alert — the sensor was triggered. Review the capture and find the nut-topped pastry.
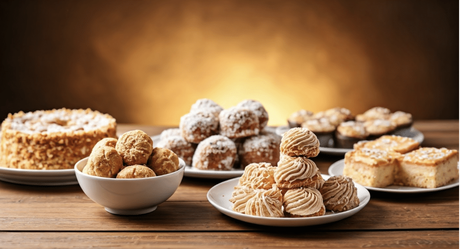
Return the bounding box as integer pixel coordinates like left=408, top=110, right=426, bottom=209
left=280, top=127, right=320, bottom=157
left=287, top=109, right=314, bottom=128
left=192, top=135, right=237, bottom=171
left=274, top=155, right=324, bottom=190
left=237, top=99, right=269, bottom=130
left=395, top=147, right=459, bottom=188
left=355, top=107, right=391, bottom=122
left=219, top=106, right=260, bottom=139
left=343, top=148, right=399, bottom=188
left=354, top=135, right=419, bottom=154
left=0, top=108, right=117, bottom=170
left=320, top=175, right=359, bottom=212
left=283, top=187, right=326, bottom=217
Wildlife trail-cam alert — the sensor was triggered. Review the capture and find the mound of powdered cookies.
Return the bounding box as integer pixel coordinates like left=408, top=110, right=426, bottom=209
left=82, top=130, right=180, bottom=178
left=229, top=127, right=360, bottom=217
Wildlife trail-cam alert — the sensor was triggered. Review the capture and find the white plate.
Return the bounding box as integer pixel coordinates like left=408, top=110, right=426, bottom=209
left=152, top=135, right=244, bottom=179
left=0, top=167, right=77, bottom=186
left=328, top=159, right=460, bottom=193
left=276, top=126, right=424, bottom=156
left=207, top=175, right=370, bottom=227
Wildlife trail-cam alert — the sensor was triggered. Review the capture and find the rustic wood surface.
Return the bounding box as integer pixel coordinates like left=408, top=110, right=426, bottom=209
left=0, top=120, right=458, bottom=248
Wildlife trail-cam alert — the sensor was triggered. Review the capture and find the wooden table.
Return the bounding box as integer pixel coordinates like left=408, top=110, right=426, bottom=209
left=1, top=120, right=458, bottom=248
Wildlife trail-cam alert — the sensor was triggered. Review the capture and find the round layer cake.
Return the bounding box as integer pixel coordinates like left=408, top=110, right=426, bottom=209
left=0, top=108, right=117, bottom=170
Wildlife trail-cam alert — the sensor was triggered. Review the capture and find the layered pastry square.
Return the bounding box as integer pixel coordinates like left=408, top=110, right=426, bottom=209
left=343, top=148, right=399, bottom=188
left=395, top=147, right=459, bottom=188
left=354, top=135, right=420, bottom=154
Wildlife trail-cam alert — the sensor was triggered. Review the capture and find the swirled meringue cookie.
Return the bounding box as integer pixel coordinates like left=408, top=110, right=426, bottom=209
left=283, top=187, right=326, bottom=217
left=280, top=127, right=320, bottom=157
left=320, top=175, right=359, bottom=212
left=229, top=185, right=256, bottom=214
left=274, top=155, right=324, bottom=190
left=238, top=163, right=276, bottom=190
left=244, top=185, right=284, bottom=217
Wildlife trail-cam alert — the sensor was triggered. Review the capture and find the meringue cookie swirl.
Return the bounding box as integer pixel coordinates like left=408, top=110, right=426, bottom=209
left=283, top=187, right=325, bottom=217
left=280, top=127, right=320, bottom=157
left=320, top=175, right=359, bottom=212
left=274, top=155, right=324, bottom=189
left=244, top=186, right=283, bottom=217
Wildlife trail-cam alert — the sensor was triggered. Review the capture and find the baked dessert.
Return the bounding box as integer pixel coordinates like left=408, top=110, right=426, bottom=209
left=83, top=145, right=123, bottom=178
left=343, top=148, right=399, bottom=188
left=314, top=107, right=354, bottom=126
left=190, top=98, right=223, bottom=117
left=363, top=119, right=397, bottom=140
left=92, top=137, right=118, bottom=151
left=280, top=127, right=320, bottom=157
left=116, top=165, right=156, bottom=179
left=274, top=155, right=324, bottom=190
left=236, top=99, right=269, bottom=130
left=335, top=121, right=369, bottom=149
left=238, top=162, right=276, bottom=190
left=287, top=109, right=314, bottom=128
left=283, top=187, right=326, bottom=217
left=180, top=111, right=219, bottom=144
left=239, top=134, right=280, bottom=168
left=229, top=185, right=256, bottom=214
left=395, top=147, right=459, bottom=188
left=159, top=128, right=182, bottom=141
left=389, top=111, right=413, bottom=135
left=355, top=107, right=391, bottom=122
left=192, top=135, right=237, bottom=170
left=147, top=147, right=180, bottom=175
left=0, top=108, right=117, bottom=170
left=354, top=135, right=419, bottom=154
left=301, top=117, right=335, bottom=147
left=116, top=130, right=153, bottom=166
left=244, top=185, right=284, bottom=217
left=320, top=175, right=359, bottom=212
left=157, top=135, right=195, bottom=166
left=219, top=107, right=259, bottom=139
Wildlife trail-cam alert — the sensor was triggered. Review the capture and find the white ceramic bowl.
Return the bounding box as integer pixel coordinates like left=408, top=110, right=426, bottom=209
left=75, top=157, right=185, bottom=215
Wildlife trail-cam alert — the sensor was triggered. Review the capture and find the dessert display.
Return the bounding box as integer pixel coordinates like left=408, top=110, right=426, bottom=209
left=343, top=135, right=458, bottom=189
left=158, top=98, right=280, bottom=170
left=286, top=106, right=415, bottom=149
left=83, top=130, right=180, bottom=178
left=192, top=135, right=237, bottom=171
left=230, top=127, right=360, bottom=218
left=0, top=108, right=117, bottom=170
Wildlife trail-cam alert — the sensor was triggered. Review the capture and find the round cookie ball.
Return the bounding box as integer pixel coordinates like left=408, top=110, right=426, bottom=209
left=240, top=134, right=280, bottom=168
left=237, top=99, right=269, bottom=130
left=180, top=111, right=219, bottom=144
left=219, top=107, right=259, bottom=139
left=190, top=98, right=223, bottom=117
left=147, top=147, right=180, bottom=175
left=83, top=146, right=123, bottom=178
left=116, top=130, right=153, bottom=166
left=192, top=135, right=237, bottom=171
left=92, top=137, right=118, bottom=151
left=157, top=135, right=195, bottom=166
left=116, top=165, right=156, bottom=179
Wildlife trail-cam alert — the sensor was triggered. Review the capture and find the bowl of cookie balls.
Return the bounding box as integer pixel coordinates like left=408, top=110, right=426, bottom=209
left=75, top=130, right=185, bottom=215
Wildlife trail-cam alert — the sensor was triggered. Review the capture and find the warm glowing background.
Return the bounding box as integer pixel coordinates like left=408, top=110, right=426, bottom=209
left=1, top=0, right=458, bottom=126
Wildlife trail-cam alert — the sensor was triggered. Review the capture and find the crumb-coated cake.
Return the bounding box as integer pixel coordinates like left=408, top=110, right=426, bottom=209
left=283, top=187, right=326, bottom=217
left=274, top=155, right=324, bottom=190
left=343, top=148, right=399, bottom=188
left=287, top=109, right=314, bottom=128
left=239, top=134, right=280, bottom=168
left=180, top=111, right=219, bottom=144
left=0, top=108, right=117, bottom=170
left=192, top=135, right=237, bottom=171
left=157, top=135, right=195, bottom=166
left=320, top=175, right=359, bottom=212
left=395, top=147, right=459, bottom=188
left=236, top=99, right=269, bottom=130
left=238, top=162, right=276, bottom=190
left=280, top=127, right=320, bottom=157
left=335, top=121, right=369, bottom=149
left=219, top=107, right=260, bottom=139
left=354, top=135, right=419, bottom=154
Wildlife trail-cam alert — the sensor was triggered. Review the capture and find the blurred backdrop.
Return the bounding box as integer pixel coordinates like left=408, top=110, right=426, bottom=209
left=1, top=0, right=458, bottom=126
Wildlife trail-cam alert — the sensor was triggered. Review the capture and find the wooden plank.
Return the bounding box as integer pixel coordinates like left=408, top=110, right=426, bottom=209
left=0, top=230, right=458, bottom=248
